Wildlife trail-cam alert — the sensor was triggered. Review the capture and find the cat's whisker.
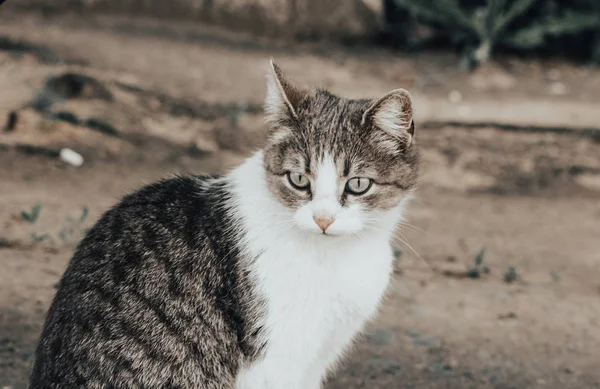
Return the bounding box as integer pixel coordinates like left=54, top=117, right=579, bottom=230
left=361, top=221, right=431, bottom=274
left=397, top=221, right=430, bottom=235
left=360, top=217, right=427, bottom=236
left=405, top=193, right=431, bottom=205
left=393, top=233, right=432, bottom=274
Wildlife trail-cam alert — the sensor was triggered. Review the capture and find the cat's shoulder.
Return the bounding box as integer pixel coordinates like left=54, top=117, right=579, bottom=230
left=118, top=174, right=224, bottom=208
left=80, top=174, right=229, bottom=244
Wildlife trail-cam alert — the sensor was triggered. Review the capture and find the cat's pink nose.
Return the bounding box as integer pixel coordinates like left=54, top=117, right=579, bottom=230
left=313, top=215, right=334, bottom=232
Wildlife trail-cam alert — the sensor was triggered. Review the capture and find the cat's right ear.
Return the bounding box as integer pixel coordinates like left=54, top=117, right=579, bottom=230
left=265, top=59, right=306, bottom=124
left=362, top=89, right=415, bottom=147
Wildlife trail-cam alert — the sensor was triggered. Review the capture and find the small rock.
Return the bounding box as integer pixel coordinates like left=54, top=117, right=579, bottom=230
left=536, top=378, right=547, bottom=385
left=60, top=148, right=84, bottom=167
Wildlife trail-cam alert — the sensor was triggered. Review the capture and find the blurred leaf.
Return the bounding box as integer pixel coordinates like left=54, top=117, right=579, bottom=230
left=502, top=11, right=600, bottom=49
left=491, top=0, right=538, bottom=37
left=391, top=0, right=600, bottom=65
left=502, top=22, right=548, bottom=48
left=544, top=11, right=600, bottom=36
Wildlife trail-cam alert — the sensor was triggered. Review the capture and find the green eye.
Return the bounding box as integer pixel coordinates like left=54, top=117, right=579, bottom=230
left=287, top=172, right=310, bottom=190
left=345, top=177, right=373, bottom=195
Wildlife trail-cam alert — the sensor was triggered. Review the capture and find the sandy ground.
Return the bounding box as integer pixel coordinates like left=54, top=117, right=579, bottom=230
left=1, top=11, right=600, bottom=389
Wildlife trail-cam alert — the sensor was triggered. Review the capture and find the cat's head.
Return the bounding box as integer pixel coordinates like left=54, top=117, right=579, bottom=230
left=262, top=60, right=419, bottom=237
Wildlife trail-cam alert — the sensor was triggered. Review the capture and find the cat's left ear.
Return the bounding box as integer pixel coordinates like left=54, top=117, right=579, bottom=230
left=265, top=59, right=307, bottom=124
left=362, top=89, right=415, bottom=147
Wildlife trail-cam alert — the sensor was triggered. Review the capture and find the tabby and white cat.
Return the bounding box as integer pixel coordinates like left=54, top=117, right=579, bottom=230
left=30, top=60, right=419, bottom=389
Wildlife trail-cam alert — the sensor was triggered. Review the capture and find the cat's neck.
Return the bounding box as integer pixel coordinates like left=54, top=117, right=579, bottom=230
left=227, top=152, right=405, bottom=253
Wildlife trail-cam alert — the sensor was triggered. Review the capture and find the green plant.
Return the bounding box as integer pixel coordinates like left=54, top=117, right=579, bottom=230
left=466, top=247, right=490, bottom=278
left=21, top=204, right=42, bottom=224
left=504, top=265, right=520, bottom=283
left=392, top=0, right=600, bottom=68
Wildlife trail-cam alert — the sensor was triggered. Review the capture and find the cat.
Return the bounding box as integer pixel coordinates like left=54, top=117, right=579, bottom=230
left=29, top=60, right=419, bottom=389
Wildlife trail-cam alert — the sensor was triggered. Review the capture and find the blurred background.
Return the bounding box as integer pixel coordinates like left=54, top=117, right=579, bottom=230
left=1, top=1, right=599, bottom=388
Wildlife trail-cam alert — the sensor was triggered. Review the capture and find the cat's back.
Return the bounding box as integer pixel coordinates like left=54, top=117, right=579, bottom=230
left=30, top=175, right=262, bottom=389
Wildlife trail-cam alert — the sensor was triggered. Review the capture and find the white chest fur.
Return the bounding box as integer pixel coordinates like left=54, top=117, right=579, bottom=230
left=237, top=236, right=393, bottom=389
left=229, top=153, right=401, bottom=389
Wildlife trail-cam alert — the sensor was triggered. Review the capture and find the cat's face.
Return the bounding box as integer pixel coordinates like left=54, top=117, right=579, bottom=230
left=262, top=61, right=419, bottom=237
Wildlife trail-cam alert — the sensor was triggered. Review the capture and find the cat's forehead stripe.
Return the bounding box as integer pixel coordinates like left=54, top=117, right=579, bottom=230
left=314, top=153, right=338, bottom=199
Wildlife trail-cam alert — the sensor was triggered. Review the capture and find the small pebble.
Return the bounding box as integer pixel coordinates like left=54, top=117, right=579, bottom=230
left=60, top=148, right=84, bottom=167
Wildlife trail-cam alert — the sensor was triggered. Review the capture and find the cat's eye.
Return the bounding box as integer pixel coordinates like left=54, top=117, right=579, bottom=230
left=345, top=177, right=373, bottom=195
left=287, top=172, right=310, bottom=190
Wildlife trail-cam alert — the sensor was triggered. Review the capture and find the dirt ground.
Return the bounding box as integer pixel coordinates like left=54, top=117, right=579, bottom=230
left=1, top=10, right=600, bottom=389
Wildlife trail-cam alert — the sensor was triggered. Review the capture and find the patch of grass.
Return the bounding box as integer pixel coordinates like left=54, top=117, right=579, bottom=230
left=59, top=207, right=90, bottom=242
left=21, top=204, right=42, bottom=224
left=466, top=247, right=490, bottom=279
left=504, top=265, right=520, bottom=283
left=31, top=232, right=52, bottom=243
